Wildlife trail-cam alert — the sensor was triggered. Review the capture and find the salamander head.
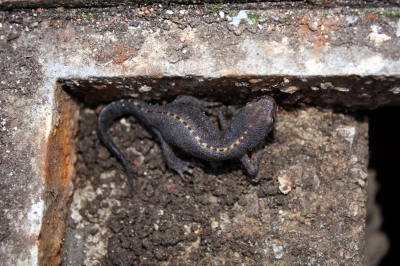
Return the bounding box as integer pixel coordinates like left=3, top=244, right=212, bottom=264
left=245, top=96, right=276, bottom=128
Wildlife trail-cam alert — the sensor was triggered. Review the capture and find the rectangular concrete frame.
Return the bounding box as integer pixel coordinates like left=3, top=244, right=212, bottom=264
left=1, top=2, right=400, bottom=265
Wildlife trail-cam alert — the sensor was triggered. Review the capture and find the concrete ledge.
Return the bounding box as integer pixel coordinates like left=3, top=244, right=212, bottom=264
left=1, top=0, right=399, bottom=11
left=0, top=2, right=398, bottom=265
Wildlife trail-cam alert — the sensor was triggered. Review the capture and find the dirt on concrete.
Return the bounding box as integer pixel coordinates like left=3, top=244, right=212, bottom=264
left=60, top=98, right=368, bottom=265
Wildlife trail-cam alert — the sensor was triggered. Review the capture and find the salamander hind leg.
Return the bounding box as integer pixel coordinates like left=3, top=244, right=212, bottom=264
left=217, top=110, right=229, bottom=130
left=172, top=95, right=220, bottom=113
left=152, top=128, right=193, bottom=177
left=239, top=150, right=263, bottom=176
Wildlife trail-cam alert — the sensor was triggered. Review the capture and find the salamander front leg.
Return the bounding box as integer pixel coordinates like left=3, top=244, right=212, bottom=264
left=172, top=95, right=220, bottom=113
left=152, top=128, right=193, bottom=177
left=240, top=150, right=263, bottom=176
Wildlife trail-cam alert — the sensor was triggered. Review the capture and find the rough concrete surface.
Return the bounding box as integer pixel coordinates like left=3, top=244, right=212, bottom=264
left=1, top=0, right=399, bottom=11
left=0, top=1, right=399, bottom=265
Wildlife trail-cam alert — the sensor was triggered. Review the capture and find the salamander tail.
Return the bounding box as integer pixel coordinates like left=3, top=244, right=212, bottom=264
left=98, top=100, right=134, bottom=193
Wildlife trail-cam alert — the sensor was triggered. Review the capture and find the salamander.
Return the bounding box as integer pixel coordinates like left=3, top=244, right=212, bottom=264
left=98, top=95, right=276, bottom=189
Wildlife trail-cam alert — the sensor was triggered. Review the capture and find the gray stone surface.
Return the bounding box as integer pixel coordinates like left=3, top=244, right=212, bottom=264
left=0, top=2, right=398, bottom=265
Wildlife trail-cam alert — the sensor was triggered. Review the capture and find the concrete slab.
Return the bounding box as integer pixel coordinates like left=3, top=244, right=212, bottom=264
left=0, top=2, right=398, bottom=265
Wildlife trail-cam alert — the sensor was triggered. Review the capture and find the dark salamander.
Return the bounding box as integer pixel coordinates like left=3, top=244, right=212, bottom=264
left=98, top=95, right=276, bottom=189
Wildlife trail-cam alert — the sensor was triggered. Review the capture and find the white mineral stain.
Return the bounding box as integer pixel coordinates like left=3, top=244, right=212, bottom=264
left=305, top=59, right=324, bottom=72
left=227, top=10, right=254, bottom=26
left=368, top=25, right=391, bottom=45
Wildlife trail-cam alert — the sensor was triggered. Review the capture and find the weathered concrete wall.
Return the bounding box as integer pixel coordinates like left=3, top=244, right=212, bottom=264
left=1, top=0, right=398, bottom=11
left=0, top=1, right=399, bottom=265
